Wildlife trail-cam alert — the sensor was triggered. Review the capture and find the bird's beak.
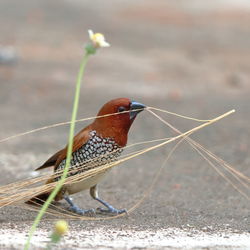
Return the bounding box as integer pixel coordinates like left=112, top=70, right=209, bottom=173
left=130, top=101, right=146, bottom=120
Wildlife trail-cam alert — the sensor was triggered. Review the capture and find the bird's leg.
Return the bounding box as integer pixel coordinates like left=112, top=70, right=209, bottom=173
left=90, top=185, right=126, bottom=215
left=64, top=196, right=95, bottom=215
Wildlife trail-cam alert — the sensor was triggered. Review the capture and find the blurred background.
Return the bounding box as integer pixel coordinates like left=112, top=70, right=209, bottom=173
left=0, top=0, right=249, bottom=231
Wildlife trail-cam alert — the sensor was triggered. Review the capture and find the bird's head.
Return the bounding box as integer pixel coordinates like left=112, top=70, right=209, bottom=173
left=92, top=98, right=146, bottom=146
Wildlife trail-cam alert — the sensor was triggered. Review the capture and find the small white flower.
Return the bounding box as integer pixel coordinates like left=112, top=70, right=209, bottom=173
left=88, top=29, right=110, bottom=48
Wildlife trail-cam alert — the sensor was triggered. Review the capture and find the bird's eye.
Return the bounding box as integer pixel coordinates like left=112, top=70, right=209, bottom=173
left=118, top=106, right=126, bottom=113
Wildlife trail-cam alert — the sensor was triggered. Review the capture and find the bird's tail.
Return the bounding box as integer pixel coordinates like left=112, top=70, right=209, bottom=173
left=25, top=192, right=51, bottom=206
left=25, top=177, right=57, bottom=205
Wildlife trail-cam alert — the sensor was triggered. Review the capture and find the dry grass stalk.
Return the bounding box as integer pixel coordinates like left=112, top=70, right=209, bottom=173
left=1, top=107, right=249, bottom=220
left=0, top=109, right=236, bottom=209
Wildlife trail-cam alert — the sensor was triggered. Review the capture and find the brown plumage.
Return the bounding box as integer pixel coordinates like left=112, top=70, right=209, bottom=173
left=28, top=98, right=145, bottom=215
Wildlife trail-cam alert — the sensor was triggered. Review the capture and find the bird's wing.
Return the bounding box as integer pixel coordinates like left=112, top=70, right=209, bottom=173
left=35, top=149, right=64, bottom=170
left=35, top=126, right=91, bottom=171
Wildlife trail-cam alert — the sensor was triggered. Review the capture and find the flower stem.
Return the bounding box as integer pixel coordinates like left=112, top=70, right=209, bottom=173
left=24, top=52, right=90, bottom=250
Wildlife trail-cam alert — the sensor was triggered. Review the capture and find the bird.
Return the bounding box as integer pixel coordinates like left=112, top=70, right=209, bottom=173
left=27, top=98, right=146, bottom=215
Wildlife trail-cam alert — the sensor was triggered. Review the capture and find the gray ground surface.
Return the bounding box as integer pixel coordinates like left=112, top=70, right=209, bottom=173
left=0, top=0, right=249, bottom=249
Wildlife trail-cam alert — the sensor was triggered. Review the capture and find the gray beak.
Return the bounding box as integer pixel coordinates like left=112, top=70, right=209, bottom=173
left=130, top=101, right=146, bottom=120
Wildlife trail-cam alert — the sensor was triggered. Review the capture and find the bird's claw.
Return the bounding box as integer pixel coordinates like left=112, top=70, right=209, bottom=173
left=96, top=207, right=127, bottom=215
left=69, top=206, right=95, bottom=216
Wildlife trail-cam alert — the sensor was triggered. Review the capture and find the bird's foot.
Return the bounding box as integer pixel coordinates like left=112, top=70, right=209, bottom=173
left=94, top=197, right=127, bottom=215
left=68, top=205, right=95, bottom=216
left=96, top=206, right=127, bottom=215
left=64, top=196, right=95, bottom=216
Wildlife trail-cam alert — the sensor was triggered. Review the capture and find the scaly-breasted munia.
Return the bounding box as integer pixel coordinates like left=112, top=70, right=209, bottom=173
left=28, top=98, right=145, bottom=215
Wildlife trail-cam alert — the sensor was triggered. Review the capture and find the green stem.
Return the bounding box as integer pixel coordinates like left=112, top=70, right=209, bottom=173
left=24, top=52, right=90, bottom=250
